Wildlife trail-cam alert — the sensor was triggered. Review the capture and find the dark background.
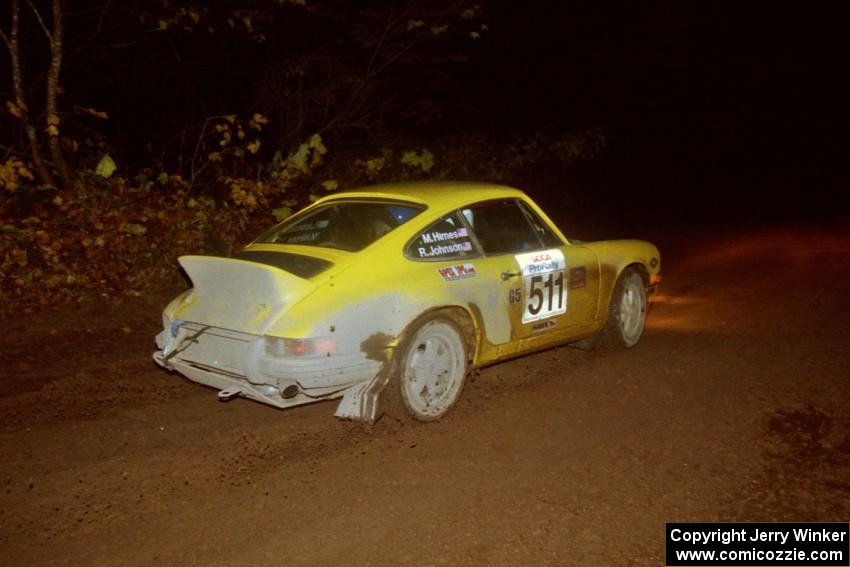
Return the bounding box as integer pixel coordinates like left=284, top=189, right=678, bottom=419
left=486, top=3, right=846, bottom=222
left=3, top=7, right=850, bottom=563
left=3, top=1, right=848, bottom=221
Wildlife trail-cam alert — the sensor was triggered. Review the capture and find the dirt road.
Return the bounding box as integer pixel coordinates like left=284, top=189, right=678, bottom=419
left=2, top=221, right=849, bottom=566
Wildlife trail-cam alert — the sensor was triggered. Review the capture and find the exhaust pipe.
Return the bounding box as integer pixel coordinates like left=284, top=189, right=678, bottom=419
left=281, top=384, right=299, bottom=399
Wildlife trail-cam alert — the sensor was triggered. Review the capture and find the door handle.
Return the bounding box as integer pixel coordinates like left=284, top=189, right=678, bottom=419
left=500, top=270, right=521, bottom=281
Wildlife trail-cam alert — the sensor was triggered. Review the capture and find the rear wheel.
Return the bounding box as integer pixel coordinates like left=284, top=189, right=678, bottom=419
left=384, top=314, right=468, bottom=422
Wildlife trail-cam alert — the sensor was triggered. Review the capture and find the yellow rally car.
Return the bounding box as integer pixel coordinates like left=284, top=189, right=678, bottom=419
left=154, top=182, right=660, bottom=422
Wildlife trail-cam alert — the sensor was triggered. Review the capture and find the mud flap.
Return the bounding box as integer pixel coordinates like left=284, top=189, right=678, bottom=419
left=334, top=364, right=393, bottom=423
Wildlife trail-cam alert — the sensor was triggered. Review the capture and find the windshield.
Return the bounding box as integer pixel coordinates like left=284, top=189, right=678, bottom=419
left=257, top=201, right=424, bottom=252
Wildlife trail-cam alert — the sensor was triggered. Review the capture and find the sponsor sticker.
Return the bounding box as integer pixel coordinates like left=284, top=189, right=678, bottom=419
left=290, top=219, right=329, bottom=232
left=286, top=231, right=320, bottom=243
left=569, top=266, right=587, bottom=289
left=437, top=263, right=477, bottom=281
left=418, top=240, right=473, bottom=258
left=515, top=249, right=567, bottom=323
left=420, top=227, right=468, bottom=244
left=531, top=320, right=557, bottom=332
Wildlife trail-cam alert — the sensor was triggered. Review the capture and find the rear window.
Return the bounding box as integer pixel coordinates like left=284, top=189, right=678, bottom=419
left=256, top=201, right=424, bottom=252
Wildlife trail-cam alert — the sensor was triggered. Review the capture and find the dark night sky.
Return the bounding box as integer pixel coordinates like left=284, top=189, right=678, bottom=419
left=483, top=2, right=847, bottom=217
left=6, top=1, right=846, bottom=219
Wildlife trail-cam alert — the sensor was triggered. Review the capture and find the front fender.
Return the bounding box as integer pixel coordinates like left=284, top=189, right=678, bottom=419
left=583, top=239, right=661, bottom=318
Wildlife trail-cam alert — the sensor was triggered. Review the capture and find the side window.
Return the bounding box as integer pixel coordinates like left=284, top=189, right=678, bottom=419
left=461, top=200, right=543, bottom=255
left=518, top=201, right=563, bottom=248
left=407, top=212, right=479, bottom=260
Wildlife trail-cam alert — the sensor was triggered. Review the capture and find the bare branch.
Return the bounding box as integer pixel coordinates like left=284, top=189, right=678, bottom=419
left=325, top=1, right=418, bottom=132
left=189, top=117, right=215, bottom=186
left=25, top=0, right=53, bottom=44
left=186, top=114, right=237, bottom=196
left=0, top=28, right=10, bottom=50
left=63, top=3, right=112, bottom=16
left=95, top=0, right=111, bottom=33
left=83, top=0, right=112, bottom=47
left=90, top=39, right=149, bottom=49
left=374, top=35, right=432, bottom=77
left=1, top=144, right=16, bottom=160
left=46, top=0, right=72, bottom=185
left=5, top=0, right=55, bottom=185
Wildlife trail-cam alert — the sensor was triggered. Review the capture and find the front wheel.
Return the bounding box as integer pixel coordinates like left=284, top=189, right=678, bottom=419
left=604, top=268, right=648, bottom=347
left=571, top=268, right=647, bottom=350
left=387, top=315, right=468, bottom=421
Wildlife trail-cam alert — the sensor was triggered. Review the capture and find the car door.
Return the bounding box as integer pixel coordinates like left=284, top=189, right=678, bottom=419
left=403, top=211, right=514, bottom=365
left=459, top=199, right=599, bottom=357
left=517, top=198, right=600, bottom=337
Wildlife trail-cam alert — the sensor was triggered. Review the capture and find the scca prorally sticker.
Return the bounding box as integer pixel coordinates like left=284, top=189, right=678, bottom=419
left=437, top=263, right=477, bottom=282
left=515, top=249, right=566, bottom=323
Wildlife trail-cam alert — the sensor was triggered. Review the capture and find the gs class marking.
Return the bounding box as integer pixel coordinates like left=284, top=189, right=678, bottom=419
left=508, top=287, right=522, bottom=304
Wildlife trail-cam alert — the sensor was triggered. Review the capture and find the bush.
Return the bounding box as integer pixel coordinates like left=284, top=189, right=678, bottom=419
left=0, top=127, right=605, bottom=318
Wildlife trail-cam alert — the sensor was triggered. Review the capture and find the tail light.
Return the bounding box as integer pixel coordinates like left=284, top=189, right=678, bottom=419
left=265, top=336, right=335, bottom=357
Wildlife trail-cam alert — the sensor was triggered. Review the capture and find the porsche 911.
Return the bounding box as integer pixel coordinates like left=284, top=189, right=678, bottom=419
left=154, top=182, right=660, bottom=422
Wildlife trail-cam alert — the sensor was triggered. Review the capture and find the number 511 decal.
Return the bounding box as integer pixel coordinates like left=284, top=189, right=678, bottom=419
left=515, top=249, right=568, bottom=323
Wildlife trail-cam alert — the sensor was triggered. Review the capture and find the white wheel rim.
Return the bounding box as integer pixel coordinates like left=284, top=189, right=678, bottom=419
left=401, top=321, right=465, bottom=418
left=619, top=278, right=646, bottom=346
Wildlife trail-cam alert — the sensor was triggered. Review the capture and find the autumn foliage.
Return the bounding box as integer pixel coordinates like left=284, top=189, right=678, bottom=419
left=1, top=1, right=607, bottom=318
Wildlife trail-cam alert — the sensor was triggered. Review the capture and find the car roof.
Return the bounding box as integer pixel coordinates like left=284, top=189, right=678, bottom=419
left=315, top=181, right=526, bottom=211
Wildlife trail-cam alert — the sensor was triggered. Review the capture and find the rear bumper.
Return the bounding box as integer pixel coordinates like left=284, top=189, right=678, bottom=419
left=154, top=349, right=389, bottom=422
left=153, top=322, right=389, bottom=421
left=155, top=323, right=379, bottom=387
left=153, top=350, right=345, bottom=409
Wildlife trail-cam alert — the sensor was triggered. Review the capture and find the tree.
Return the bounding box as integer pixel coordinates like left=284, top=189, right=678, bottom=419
left=1, top=0, right=71, bottom=186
